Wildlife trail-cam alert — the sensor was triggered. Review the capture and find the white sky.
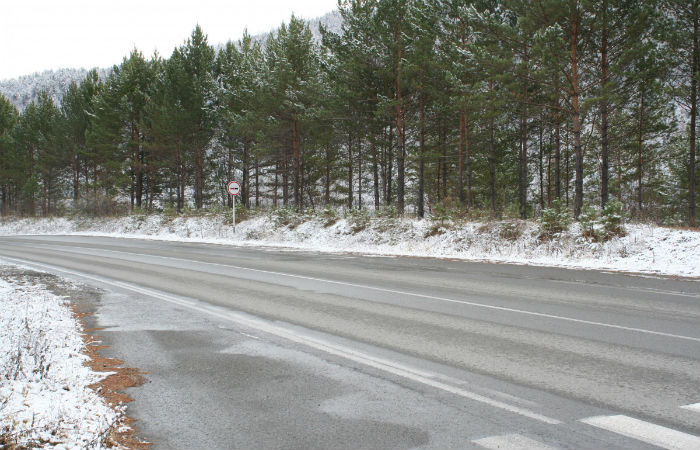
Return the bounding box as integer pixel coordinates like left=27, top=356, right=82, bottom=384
left=1, top=0, right=338, bottom=81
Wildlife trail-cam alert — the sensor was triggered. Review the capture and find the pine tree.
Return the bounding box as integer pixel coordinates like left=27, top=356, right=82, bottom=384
left=666, top=0, right=700, bottom=226
left=263, top=16, right=322, bottom=210
left=181, top=26, right=217, bottom=209
left=85, top=71, right=124, bottom=213
left=0, top=95, right=19, bottom=215
left=13, top=92, right=66, bottom=216
left=216, top=31, right=265, bottom=208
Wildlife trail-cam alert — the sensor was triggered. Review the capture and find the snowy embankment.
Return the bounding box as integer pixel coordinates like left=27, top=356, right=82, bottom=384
left=1, top=214, right=698, bottom=278
left=0, top=268, right=124, bottom=449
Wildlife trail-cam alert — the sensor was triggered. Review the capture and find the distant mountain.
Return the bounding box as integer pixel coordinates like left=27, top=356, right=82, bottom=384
left=0, top=68, right=109, bottom=112
left=250, top=10, right=342, bottom=44
left=0, top=10, right=342, bottom=112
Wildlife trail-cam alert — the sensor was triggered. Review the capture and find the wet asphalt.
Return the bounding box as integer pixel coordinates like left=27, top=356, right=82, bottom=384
left=0, top=235, right=698, bottom=449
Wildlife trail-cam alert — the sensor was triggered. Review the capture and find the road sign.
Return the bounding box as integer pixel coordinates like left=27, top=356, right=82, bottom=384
left=227, top=181, right=241, bottom=233
left=227, top=181, right=241, bottom=196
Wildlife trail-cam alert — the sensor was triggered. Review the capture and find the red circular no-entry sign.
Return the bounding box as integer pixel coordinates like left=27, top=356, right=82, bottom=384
left=227, top=181, right=241, bottom=196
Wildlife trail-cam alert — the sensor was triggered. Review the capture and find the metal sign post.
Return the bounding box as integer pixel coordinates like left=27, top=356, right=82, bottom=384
left=227, top=181, right=241, bottom=233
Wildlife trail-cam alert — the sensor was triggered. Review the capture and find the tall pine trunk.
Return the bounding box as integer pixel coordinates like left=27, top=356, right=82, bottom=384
left=571, top=8, right=584, bottom=218
left=547, top=130, right=553, bottom=206
left=178, top=144, right=185, bottom=213
left=489, top=80, right=496, bottom=213
left=637, top=87, right=645, bottom=216
left=282, top=145, right=289, bottom=206
left=72, top=145, right=80, bottom=203
left=293, top=119, right=301, bottom=210
left=195, top=126, right=204, bottom=209
left=565, top=127, right=570, bottom=207
left=690, top=0, right=699, bottom=225
left=27, top=146, right=35, bottom=216
left=519, top=105, right=528, bottom=219
left=243, top=139, right=250, bottom=208
left=554, top=80, right=562, bottom=200
left=600, top=0, right=610, bottom=207
left=458, top=110, right=465, bottom=205
left=418, top=85, right=425, bottom=218
left=273, top=162, right=279, bottom=207
left=136, top=127, right=144, bottom=208
left=396, top=100, right=405, bottom=214
left=465, top=115, right=472, bottom=209
left=539, top=123, right=545, bottom=211
left=519, top=43, right=530, bottom=219
left=387, top=125, right=393, bottom=205
left=255, top=158, right=260, bottom=207
left=395, top=24, right=405, bottom=215
left=325, top=147, right=332, bottom=205
left=441, top=125, right=447, bottom=202
left=358, top=137, right=363, bottom=210
left=372, top=139, right=380, bottom=210
left=348, top=133, right=354, bottom=209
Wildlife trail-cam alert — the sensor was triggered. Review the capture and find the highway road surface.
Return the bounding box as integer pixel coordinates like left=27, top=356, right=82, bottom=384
left=1, top=235, right=698, bottom=449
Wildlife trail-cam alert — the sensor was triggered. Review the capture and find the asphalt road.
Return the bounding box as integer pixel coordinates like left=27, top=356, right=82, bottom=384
left=1, top=235, right=699, bottom=449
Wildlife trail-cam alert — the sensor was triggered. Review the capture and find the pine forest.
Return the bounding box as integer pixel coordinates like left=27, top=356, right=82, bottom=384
left=0, top=0, right=698, bottom=228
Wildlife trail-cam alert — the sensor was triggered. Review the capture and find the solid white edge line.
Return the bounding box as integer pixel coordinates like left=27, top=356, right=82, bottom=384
left=680, top=402, right=700, bottom=413
left=473, top=433, right=559, bottom=450
left=24, top=243, right=700, bottom=343
left=580, top=415, right=700, bottom=450
left=0, top=256, right=562, bottom=425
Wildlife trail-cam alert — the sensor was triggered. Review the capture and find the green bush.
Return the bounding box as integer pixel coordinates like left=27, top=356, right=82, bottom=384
left=499, top=220, right=525, bottom=241
left=601, top=199, right=626, bottom=238
left=318, top=206, right=338, bottom=227
left=131, top=206, right=148, bottom=221
left=346, top=207, right=370, bottom=233
left=539, top=200, right=571, bottom=238
left=578, top=205, right=597, bottom=239
left=162, top=203, right=178, bottom=218
left=576, top=200, right=627, bottom=241
left=376, top=205, right=399, bottom=219
left=430, top=201, right=452, bottom=222
left=270, top=207, right=303, bottom=228
left=430, top=198, right=469, bottom=223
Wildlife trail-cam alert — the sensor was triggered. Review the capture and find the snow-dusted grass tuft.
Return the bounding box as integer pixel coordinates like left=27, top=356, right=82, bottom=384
left=0, top=270, right=123, bottom=449
left=1, top=214, right=698, bottom=277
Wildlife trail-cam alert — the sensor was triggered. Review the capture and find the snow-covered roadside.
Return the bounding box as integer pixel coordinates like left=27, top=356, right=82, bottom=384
left=0, top=266, right=125, bottom=449
left=1, top=214, right=698, bottom=278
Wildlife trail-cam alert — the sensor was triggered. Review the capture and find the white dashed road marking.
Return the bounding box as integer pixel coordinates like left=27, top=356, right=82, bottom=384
left=680, top=402, right=700, bottom=413
left=473, top=433, right=559, bottom=450
left=580, top=415, right=700, bottom=450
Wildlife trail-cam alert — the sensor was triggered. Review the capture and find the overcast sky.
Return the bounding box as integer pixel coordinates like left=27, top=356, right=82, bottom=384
left=1, top=0, right=338, bottom=81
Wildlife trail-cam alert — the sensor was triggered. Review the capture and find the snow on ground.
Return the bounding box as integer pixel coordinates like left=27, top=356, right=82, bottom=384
left=0, top=266, right=123, bottom=449
left=0, top=213, right=698, bottom=278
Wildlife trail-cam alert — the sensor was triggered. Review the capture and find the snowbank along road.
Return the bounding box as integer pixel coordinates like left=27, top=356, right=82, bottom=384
left=1, top=235, right=699, bottom=449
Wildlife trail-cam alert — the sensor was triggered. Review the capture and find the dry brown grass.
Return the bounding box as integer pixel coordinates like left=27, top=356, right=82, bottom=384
left=74, top=309, right=151, bottom=450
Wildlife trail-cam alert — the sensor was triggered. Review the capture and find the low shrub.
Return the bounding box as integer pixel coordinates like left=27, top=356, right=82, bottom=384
left=601, top=199, right=626, bottom=238
left=499, top=220, right=525, bottom=241
left=346, top=208, right=370, bottom=233
left=539, top=200, right=571, bottom=238
left=162, top=203, right=179, bottom=218
left=577, top=200, right=626, bottom=241
left=424, top=222, right=447, bottom=238
left=376, top=205, right=399, bottom=219
left=374, top=216, right=400, bottom=233
left=578, top=205, right=598, bottom=239
left=269, top=207, right=303, bottom=229
left=429, top=198, right=466, bottom=222
left=318, top=206, right=338, bottom=227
